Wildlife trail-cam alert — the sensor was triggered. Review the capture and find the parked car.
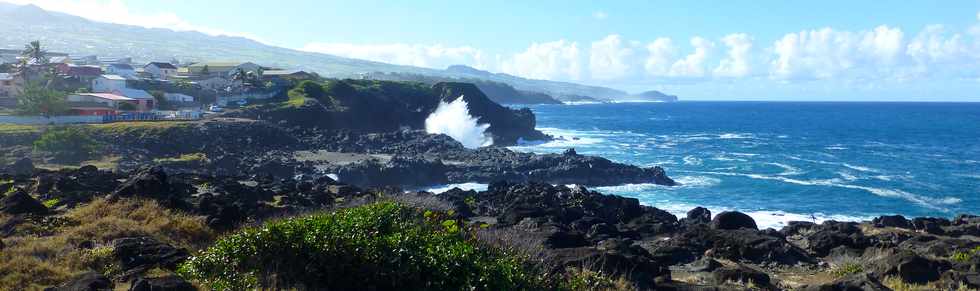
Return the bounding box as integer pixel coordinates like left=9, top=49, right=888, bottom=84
left=208, top=105, right=223, bottom=112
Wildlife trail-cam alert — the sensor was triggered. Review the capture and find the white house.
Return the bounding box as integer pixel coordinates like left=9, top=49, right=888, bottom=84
left=144, top=62, right=178, bottom=80
left=92, top=75, right=128, bottom=93
left=164, top=93, right=194, bottom=102
left=104, top=63, right=136, bottom=78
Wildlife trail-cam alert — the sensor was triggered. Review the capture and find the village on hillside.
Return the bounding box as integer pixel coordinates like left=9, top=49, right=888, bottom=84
left=0, top=41, right=317, bottom=124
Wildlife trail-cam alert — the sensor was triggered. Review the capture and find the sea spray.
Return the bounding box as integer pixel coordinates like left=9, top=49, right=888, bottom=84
left=425, top=95, right=493, bottom=149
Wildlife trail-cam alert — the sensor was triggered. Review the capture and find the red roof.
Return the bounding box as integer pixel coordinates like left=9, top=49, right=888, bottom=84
left=76, top=93, right=135, bottom=101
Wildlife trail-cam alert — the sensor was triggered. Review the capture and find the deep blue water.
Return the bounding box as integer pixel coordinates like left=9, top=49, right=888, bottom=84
left=503, top=102, right=980, bottom=228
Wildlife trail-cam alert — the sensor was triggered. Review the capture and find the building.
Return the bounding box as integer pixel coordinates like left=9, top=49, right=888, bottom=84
left=163, top=93, right=194, bottom=102
left=182, top=61, right=263, bottom=77
left=68, top=102, right=116, bottom=116
left=56, top=64, right=102, bottom=81
left=104, top=63, right=136, bottom=78
left=67, top=93, right=137, bottom=111
left=144, top=62, right=178, bottom=80
left=92, top=75, right=128, bottom=93
left=0, top=73, right=19, bottom=98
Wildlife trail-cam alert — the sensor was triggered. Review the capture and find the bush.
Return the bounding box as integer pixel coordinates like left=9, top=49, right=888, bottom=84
left=179, top=202, right=557, bottom=291
left=33, top=126, right=101, bottom=162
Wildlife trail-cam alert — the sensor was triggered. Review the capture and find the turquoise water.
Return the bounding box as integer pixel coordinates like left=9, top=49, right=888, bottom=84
left=500, top=102, right=980, bottom=229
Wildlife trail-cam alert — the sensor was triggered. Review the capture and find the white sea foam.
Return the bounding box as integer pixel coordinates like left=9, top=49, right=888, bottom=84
left=652, top=203, right=872, bottom=230
left=719, top=133, right=754, bottom=139
left=787, top=156, right=881, bottom=173
left=596, top=176, right=720, bottom=193
left=425, top=182, right=489, bottom=194
left=838, top=171, right=859, bottom=181
left=425, top=96, right=493, bottom=149
left=692, top=170, right=960, bottom=211
left=682, top=156, right=703, bottom=166
left=768, top=162, right=804, bottom=176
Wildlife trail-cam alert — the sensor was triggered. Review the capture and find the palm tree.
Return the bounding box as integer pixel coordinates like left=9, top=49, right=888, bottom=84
left=16, top=41, right=49, bottom=84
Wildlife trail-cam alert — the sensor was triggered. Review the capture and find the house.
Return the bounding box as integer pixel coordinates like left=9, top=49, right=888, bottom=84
left=56, top=64, right=102, bottom=81
left=263, top=70, right=315, bottom=80
left=144, top=62, right=178, bottom=80
left=68, top=101, right=116, bottom=116
left=67, top=93, right=145, bottom=112
left=104, top=63, right=136, bottom=78
left=0, top=73, right=20, bottom=98
left=70, top=55, right=99, bottom=65
left=92, top=75, right=128, bottom=92
left=163, top=93, right=194, bottom=102
left=183, top=62, right=263, bottom=77
left=49, top=56, right=72, bottom=65
left=195, top=76, right=234, bottom=91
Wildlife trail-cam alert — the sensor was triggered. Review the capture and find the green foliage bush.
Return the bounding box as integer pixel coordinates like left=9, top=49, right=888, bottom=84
left=178, top=202, right=556, bottom=291
left=33, top=126, right=101, bottom=162
left=950, top=246, right=980, bottom=263
left=15, top=83, right=69, bottom=116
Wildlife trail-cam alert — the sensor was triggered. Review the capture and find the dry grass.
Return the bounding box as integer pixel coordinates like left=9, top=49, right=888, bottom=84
left=0, top=123, right=42, bottom=134
left=0, top=198, right=214, bottom=291
left=882, top=276, right=976, bottom=291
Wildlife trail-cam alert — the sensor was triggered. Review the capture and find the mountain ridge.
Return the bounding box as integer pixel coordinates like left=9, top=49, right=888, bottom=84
left=0, top=3, right=631, bottom=101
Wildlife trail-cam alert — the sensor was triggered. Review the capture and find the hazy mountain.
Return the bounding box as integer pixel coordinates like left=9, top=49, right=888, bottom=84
left=0, top=3, right=629, bottom=100
left=623, top=90, right=679, bottom=102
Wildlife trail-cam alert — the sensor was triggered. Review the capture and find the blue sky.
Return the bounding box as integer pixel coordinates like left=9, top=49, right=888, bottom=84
left=6, top=0, right=980, bottom=101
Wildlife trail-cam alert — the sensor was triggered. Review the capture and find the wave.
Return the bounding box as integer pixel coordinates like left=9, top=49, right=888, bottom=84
left=787, top=156, right=881, bottom=173
left=682, top=155, right=703, bottom=166
left=719, top=133, right=755, bottom=139
left=425, top=182, right=489, bottom=194
left=767, top=162, right=804, bottom=176
left=651, top=203, right=872, bottom=230
left=595, top=176, right=721, bottom=193
left=425, top=96, right=493, bottom=149
left=563, top=101, right=604, bottom=105
left=690, top=170, right=960, bottom=211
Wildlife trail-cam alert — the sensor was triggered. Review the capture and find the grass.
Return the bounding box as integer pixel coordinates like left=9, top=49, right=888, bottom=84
left=826, top=254, right=865, bottom=278
left=154, top=152, right=209, bottom=164
left=950, top=246, right=980, bottom=263
left=179, top=201, right=578, bottom=291
left=882, top=276, right=975, bottom=291
left=0, top=123, right=41, bottom=134
left=88, top=121, right=193, bottom=137
left=0, top=198, right=214, bottom=291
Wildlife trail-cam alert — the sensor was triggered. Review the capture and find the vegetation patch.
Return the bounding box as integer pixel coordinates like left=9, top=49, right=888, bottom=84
left=0, top=198, right=213, bottom=290
left=950, top=246, right=980, bottom=263
left=0, top=124, right=42, bottom=134
left=179, top=201, right=566, bottom=291
left=33, top=126, right=102, bottom=162
left=154, top=152, right=209, bottom=164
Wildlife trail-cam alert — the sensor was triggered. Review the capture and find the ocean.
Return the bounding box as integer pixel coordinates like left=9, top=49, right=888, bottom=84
left=436, top=101, right=980, bottom=229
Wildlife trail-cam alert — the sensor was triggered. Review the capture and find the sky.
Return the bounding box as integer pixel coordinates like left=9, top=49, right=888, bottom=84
left=5, top=0, right=980, bottom=101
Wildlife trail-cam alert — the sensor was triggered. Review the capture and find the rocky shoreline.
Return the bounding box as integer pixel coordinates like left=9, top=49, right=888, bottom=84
left=1, top=163, right=978, bottom=290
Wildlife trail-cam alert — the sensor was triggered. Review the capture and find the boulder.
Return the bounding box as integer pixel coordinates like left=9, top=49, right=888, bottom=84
left=802, top=273, right=890, bottom=291
left=45, top=272, right=113, bottom=291
left=941, top=271, right=980, bottom=289
left=869, top=251, right=948, bottom=284
left=872, top=215, right=912, bottom=229
left=129, top=276, right=196, bottom=291
left=686, top=207, right=711, bottom=224
left=111, top=167, right=170, bottom=200
left=112, top=237, right=189, bottom=278
left=9, top=157, right=34, bottom=176
left=710, top=211, right=757, bottom=230
left=0, top=189, right=48, bottom=215
left=688, top=257, right=722, bottom=272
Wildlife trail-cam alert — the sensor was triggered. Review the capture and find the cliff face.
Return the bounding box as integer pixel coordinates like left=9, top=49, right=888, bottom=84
left=230, top=80, right=548, bottom=146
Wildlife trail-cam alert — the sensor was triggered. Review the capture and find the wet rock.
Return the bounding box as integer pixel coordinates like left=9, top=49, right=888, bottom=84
left=45, top=271, right=113, bottom=291
left=0, top=189, right=48, bottom=215
left=686, top=207, right=711, bottom=224
left=873, top=215, right=912, bottom=229
left=802, top=273, right=890, bottom=291
left=112, top=237, right=189, bottom=278
left=129, top=276, right=196, bottom=291
left=711, top=211, right=757, bottom=230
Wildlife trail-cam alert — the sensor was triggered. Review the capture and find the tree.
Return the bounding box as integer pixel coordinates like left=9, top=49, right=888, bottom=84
left=150, top=90, right=171, bottom=110
left=200, top=65, right=210, bottom=76
left=16, top=83, right=69, bottom=117
left=16, top=41, right=48, bottom=84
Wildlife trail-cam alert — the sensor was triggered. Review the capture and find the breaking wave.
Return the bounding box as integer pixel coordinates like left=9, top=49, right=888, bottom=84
left=425, top=96, right=493, bottom=149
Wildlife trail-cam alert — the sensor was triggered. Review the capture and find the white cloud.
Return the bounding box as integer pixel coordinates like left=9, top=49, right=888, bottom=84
left=592, top=11, right=608, bottom=20
left=714, top=33, right=753, bottom=77
left=906, top=25, right=968, bottom=63
left=499, top=40, right=582, bottom=80
left=1, top=0, right=266, bottom=42
left=669, top=37, right=713, bottom=77
left=301, top=43, right=489, bottom=70
left=769, top=26, right=913, bottom=80
left=589, top=34, right=636, bottom=80
left=644, top=38, right=676, bottom=76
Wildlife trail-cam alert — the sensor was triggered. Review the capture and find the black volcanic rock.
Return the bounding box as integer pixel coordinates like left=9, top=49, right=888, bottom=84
left=873, top=215, right=913, bottom=229
left=0, top=189, right=47, bottom=215
left=711, top=211, right=757, bottom=230
left=686, top=207, right=712, bottom=224
left=432, top=82, right=549, bottom=144
left=46, top=271, right=113, bottom=291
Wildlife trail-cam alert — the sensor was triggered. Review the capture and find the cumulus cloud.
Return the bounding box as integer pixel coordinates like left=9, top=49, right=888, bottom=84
left=714, top=33, right=753, bottom=77
left=301, top=43, right=489, bottom=69
left=669, top=37, right=714, bottom=77
left=2, top=0, right=265, bottom=42
left=589, top=35, right=636, bottom=80
left=644, top=38, right=676, bottom=76
left=770, top=26, right=913, bottom=80
left=499, top=40, right=582, bottom=80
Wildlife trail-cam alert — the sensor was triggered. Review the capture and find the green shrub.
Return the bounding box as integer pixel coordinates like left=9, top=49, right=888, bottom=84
left=950, top=246, right=980, bottom=263
left=830, top=262, right=864, bottom=278
left=33, top=127, right=101, bottom=162
left=179, top=202, right=556, bottom=291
